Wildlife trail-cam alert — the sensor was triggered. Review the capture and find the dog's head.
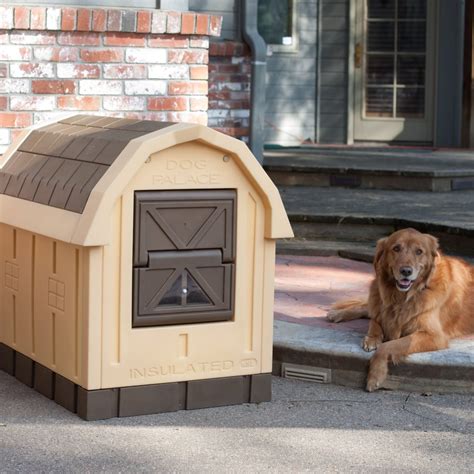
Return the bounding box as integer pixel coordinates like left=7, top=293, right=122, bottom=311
left=374, top=228, right=439, bottom=292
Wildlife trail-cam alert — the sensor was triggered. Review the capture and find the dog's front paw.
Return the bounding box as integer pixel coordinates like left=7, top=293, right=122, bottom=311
left=366, top=376, right=380, bottom=392
left=326, top=309, right=344, bottom=323
left=362, top=336, right=380, bottom=352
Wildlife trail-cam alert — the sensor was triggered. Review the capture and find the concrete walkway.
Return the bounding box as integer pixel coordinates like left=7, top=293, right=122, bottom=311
left=0, top=373, right=472, bottom=472
left=273, top=255, right=474, bottom=393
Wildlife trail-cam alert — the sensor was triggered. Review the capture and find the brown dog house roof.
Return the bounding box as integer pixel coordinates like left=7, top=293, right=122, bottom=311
left=0, top=115, right=293, bottom=246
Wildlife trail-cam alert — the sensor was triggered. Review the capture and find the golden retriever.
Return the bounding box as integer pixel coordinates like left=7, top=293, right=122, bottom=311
left=327, top=228, right=474, bottom=392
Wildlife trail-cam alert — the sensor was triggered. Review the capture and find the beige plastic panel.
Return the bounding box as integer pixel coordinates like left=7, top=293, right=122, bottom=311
left=0, top=223, right=90, bottom=387
left=99, top=142, right=276, bottom=389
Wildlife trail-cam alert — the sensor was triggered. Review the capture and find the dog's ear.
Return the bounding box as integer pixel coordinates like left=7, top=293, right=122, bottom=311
left=374, top=237, right=388, bottom=269
left=424, top=234, right=440, bottom=258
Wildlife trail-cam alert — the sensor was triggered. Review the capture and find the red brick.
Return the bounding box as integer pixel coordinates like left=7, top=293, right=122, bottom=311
left=57, top=64, right=100, bottom=79
left=190, top=38, right=209, bottom=48
left=0, top=7, right=14, bottom=29
left=92, top=9, right=107, bottom=32
left=77, top=9, right=92, bottom=31
left=0, top=97, right=7, bottom=110
left=214, top=127, right=249, bottom=138
left=58, top=32, right=100, bottom=46
left=30, top=8, right=46, bottom=30
left=10, top=63, right=54, bottom=78
left=57, top=96, right=100, bottom=111
left=103, top=96, right=145, bottom=111
left=80, top=49, right=123, bottom=63
left=103, top=64, right=146, bottom=79
left=181, top=13, right=195, bottom=35
left=168, top=49, right=208, bottom=64
left=167, top=12, right=181, bottom=34
left=10, top=129, right=24, bottom=141
left=10, top=96, right=55, bottom=111
left=195, top=14, right=209, bottom=35
left=103, top=33, right=146, bottom=47
left=151, top=11, right=166, bottom=34
left=0, top=64, right=7, bottom=78
left=190, top=96, right=208, bottom=111
left=167, top=111, right=207, bottom=125
left=10, top=31, right=56, bottom=45
left=0, top=46, right=31, bottom=61
left=14, top=7, right=30, bottom=29
left=61, top=8, right=76, bottom=31
left=0, top=32, right=7, bottom=44
left=107, top=9, right=121, bottom=31
left=148, top=35, right=189, bottom=48
left=32, top=80, right=76, bottom=94
left=209, top=15, right=222, bottom=36
left=0, top=113, right=32, bottom=128
left=209, top=91, right=230, bottom=100
left=209, top=42, right=226, bottom=56
left=34, top=47, right=78, bottom=62
left=190, top=66, right=208, bottom=80
left=137, top=11, right=151, bottom=33
left=148, top=97, right=188, bottom=111
left=169, top=81, right=207, bottom=95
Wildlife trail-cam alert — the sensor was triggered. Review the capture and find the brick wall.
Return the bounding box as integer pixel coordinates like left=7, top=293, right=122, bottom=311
left=208, top=41, right=251, bottom=142
left=0, top=5, right=222, bottom=153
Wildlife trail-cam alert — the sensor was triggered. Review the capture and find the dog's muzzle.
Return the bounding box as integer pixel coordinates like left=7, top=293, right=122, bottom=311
left=395, top=267, right=418, bottom=292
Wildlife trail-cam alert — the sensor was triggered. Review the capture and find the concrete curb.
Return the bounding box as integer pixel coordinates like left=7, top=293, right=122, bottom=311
left=273, top=320, right=474, bottom=394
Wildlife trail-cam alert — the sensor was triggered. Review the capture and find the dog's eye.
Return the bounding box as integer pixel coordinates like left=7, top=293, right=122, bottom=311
left=415, top=248, right=423, bottom=255
left=392, top=245, right=401, bottom=252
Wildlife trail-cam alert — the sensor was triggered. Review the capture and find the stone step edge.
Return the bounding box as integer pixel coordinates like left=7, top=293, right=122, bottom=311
left=272, top=321, right=474, bottom=394
left=277, top=239, right=374, bottom=262
left=287, top=213, right=474, bottom=238
left=264, top=163, right=474, bottom=179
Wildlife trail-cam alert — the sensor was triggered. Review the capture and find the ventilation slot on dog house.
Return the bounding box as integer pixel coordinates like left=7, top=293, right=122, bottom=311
left=281, top=363, right=332, bottom=384
left=132, top=189, right=236, bottom=327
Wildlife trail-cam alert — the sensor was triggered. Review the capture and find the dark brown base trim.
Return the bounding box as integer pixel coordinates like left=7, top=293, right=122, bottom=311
left=0, top=343, right=271, bottom=421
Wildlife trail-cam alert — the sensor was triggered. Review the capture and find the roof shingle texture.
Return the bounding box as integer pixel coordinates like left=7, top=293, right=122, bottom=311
left=0, top=115, right=174, bottom=214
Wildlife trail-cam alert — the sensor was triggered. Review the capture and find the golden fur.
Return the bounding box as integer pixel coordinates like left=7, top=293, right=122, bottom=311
left=327, top=228, right=474, bottom=391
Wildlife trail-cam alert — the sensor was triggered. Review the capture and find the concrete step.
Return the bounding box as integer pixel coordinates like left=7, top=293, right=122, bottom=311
left=265, top=147, right=474, bottom=192
left=277, top=238, right=375, bottom=262
left=279, top=186, right=474, bottom=256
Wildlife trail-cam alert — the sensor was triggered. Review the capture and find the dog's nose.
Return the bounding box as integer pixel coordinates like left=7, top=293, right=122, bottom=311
left=400, top=267, right=413, bottom=277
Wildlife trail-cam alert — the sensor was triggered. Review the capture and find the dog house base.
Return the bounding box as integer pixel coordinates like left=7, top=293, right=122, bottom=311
left=0, top=343, right=271, bottom=421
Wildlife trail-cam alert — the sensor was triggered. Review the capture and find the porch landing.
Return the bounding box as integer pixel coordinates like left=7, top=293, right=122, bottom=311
left=264, top=146, right=474, bottom=191
left=273, top=255, right=474, bottom=394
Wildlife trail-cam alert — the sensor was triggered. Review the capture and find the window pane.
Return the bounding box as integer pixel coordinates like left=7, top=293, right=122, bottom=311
left=186, top=274, right=211, bottom=305
left=258, top=0, right=292, bottom=45
left=396, top=87, right=424, bottom=118
left=368, top=0, right=395, bottom=19
left=366, top=87, right=393, bottom=117
left=397, top=56, right=425, bottom=86
left=367, top=55, right=394, bottom=84
left=367, top=21, right=395, bottom=52
left=398, top=21, right=426, bottom=52
left=160, top=277, right=182, bottom=306
left=398, top=0, right=426, bottom=19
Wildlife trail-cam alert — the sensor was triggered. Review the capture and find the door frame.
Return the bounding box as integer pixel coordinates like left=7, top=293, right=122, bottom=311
left=347, top=0, right=439, bottom=144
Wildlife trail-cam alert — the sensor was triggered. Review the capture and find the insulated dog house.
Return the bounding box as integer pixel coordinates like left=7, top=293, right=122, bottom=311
left=0, top=115, right=293, bottom=420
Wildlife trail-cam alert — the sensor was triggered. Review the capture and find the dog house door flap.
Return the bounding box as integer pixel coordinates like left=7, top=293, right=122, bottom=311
left=132, top=190, right=236, bottom=327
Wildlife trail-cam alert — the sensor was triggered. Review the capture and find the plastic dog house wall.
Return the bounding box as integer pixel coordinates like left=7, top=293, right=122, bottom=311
left=0, top=115, right=293, bottom=420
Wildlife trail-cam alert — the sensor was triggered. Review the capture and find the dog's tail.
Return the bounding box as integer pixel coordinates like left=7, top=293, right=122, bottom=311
left=326, top=298, right=369, bottom=323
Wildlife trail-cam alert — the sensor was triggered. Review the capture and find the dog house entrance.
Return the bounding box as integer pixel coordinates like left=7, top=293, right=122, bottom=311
left=132, top=190, right=236, bottom=327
